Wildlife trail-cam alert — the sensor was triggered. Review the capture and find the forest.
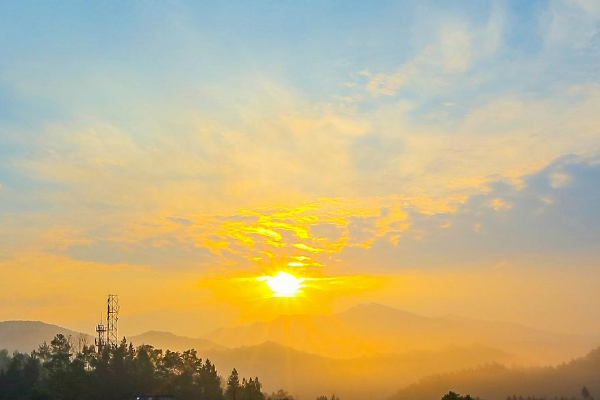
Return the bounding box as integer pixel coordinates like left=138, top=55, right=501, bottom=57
left=0, top=334, right=325, bottom=400
left=2, top=333, right=597, bottom=400
left=389, top=346, right=600, bottom=400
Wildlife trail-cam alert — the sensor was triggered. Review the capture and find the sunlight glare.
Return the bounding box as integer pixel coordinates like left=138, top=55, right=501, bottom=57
left=258, top=271, right=305, bottom=297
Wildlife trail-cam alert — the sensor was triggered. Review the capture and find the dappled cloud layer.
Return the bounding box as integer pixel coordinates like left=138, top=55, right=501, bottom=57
left=0, top=0, right=600, bottom=335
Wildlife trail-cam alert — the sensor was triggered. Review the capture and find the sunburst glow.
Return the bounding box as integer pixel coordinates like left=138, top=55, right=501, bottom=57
left=258, top=271, right=305, bottom=297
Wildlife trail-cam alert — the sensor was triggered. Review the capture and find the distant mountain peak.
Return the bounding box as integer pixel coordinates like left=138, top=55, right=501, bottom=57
left=128, top=330, right=225, bottom=352
left=1, top=320, right=66, bottom=328
left=0, top=320, right=90, bottom=353
left=134, top=330, right=183, bottom=338
left=338, top=302, right=427, bottom=319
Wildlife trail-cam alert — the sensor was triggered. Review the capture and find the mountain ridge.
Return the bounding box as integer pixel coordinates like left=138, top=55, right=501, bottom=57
left=2, top=303, right=596, bottom=364
left=0, top=318, right=520, bottom=400
left=128, top=330, right=225, bottom=352
left=0, top=320, right=93, bottom=353
left=389, top=345, right=600, bottom=400
left=204, top=302, right=595, bottom=363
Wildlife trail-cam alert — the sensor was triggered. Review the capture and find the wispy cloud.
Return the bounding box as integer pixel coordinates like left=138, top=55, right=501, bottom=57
left=1, top=0, right=600, bottom=331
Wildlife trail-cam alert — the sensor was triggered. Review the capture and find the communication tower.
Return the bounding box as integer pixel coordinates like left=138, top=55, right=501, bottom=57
left=95, top=314, right=107, bottom=353
left=106, top=294, right=120, bottom=347
left=94, top=294, right=120, bottom=353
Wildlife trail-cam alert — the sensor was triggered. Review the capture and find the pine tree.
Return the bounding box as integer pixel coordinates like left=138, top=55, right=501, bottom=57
left=226, top=368, right=241, bottom=400
left=582, top=387, right=591, bottom=400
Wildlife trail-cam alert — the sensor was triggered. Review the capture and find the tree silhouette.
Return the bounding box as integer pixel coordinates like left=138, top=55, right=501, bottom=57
left=227, top=368, right=241, bottom=400
left=582, top=387, right=592, bottom=400
left=0, top=334, right=287, bottom=400
left=315, top=395, right=340, bottom=400
left=268, top=389, right=295, bottom=400
left=441, top=391, right=474, bottom=400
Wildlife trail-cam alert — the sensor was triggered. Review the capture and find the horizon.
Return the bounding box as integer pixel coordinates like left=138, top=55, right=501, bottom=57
left=3, top=301, right=598, bottom=339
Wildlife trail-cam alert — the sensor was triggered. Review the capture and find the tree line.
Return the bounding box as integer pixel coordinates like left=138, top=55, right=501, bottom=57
left=0, top=334, right=339, bottom=400
left=440, top=390, right=595, bottom=400
left=3, top=336, right=591, bottom=400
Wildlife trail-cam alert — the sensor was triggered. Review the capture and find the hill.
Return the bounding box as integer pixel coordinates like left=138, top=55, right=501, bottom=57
left=0, top=322, right=225, bottom=355
left=0, top=321, right=92, bottom=353
left=389, top=346, right=600, bottom=400
left=128, top=330, right=225, bottom=352
left=3, top=308, right=598, bottom=400
left=0, top=320, right=516, bottom=400
left=205, top=303, right=595, bottom=364
left=202, top=341, right=516, bottom=400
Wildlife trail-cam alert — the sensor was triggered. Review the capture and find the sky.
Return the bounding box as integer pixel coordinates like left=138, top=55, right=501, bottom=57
left=1, top=0, right=600, bottom=337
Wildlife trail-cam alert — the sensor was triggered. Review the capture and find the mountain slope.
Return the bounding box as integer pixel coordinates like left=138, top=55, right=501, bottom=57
left=0, top=320, right=516, bottom=400
left=0, top=323, right=225, bottom=355
left=0, top=321, right=92, bottom=353
left=129, top=331, right=225, bottom=352
left=202, top=341, right=516, bottom=400
left=205, top=303, right=595, bottom=363
left=389, top=346, right=600, bottom=400
left=206, top=313, right=382, bottom=358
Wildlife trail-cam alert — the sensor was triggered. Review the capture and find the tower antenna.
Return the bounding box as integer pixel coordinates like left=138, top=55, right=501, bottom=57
left=106, top=294, right=120, bottom=347
left=95, top=312, right=107, bottom=353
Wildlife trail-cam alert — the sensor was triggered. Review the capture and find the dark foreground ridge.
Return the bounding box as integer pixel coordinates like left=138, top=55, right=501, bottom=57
left=0, top=334, right=316, bottom=400
left=389, top=347, right=600, bottom=400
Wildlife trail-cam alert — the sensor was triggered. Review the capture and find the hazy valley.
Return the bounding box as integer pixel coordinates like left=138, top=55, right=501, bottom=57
left=2, top=304, right=598, bottom=400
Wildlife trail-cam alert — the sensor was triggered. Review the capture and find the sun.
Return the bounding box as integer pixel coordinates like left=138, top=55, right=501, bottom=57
left=258, top=271, right=305, bottom=297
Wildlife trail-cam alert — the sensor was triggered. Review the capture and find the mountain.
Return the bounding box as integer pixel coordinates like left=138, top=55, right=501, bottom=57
left=0, top=321, right=92, bottom=353
left=338, top=303, right=597, bottom=364
left=206, top=312, right=380, bottom=359
left=0, top=322, right=225, bottom=355
left=202, top=341, right=516, bottom=400
left=389, top=346, right=600, bottom=400
left=3, top=308, right=598, bottom=400
left=205, top=303, right=596, bottom=364
left=0, top=320, right=516, bottom=400
left=128, top=331, right=225, bottom=352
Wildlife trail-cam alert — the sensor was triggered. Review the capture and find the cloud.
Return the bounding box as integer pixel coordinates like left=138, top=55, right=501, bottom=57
left=440, top=23, right=472, bottom=73
left=66, top=238, right=216, bottom=269
left=1, top=0, right=600, bottom=332
left=1, top=75, right=599, bottom=284
left=45, top=154, right=600, bottom=279
left=365, top=19, right=474, bottom=96
left=366, top=46, right=438, bottom=95
left=337, top=154, right=600, bottom=273
left=542, top=0, right=600, bottom=48
left=166, top=216, right=193, bottom=226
